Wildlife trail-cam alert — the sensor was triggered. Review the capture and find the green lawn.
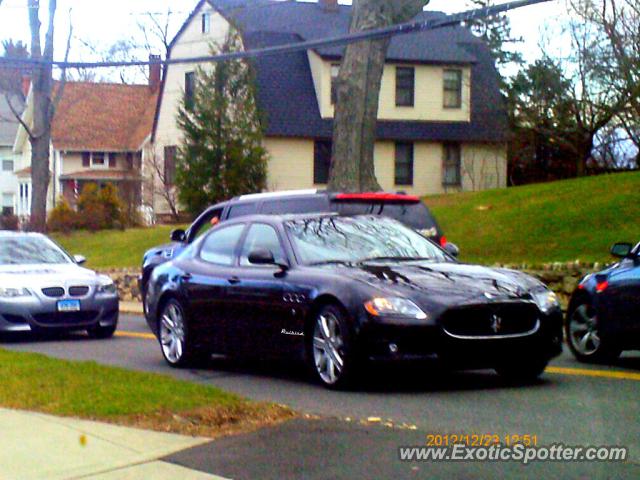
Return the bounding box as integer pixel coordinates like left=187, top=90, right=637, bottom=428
left=0, top=348, right=292, bottom=436
left=427, top=172, right=640, bottom=266
left=51, top=172, right=639, bottom=269
left=52, top=224, right=185, bottom=270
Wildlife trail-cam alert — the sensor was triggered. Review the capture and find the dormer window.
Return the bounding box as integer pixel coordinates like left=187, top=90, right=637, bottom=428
left=396, top=67, right=415, bottom=107
left=202, top=12, right=211, bottom=34
left=443, top=69, right=463, bottom=109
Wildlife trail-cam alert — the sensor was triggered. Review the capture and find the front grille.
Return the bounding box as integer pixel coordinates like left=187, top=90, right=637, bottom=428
left=441, top=303, right=539, bottom=338
left=42, top=287, right=65, bottom=298
left=68, top=286, right=90, bottom=297
left=33, top=311, right=99, bottom=325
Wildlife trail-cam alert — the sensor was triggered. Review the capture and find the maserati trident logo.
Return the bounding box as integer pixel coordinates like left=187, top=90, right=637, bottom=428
left=490, top=314, right=503, bottom=333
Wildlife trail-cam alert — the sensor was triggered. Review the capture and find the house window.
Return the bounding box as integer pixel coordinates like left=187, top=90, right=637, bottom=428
left=185, top=72, right=196, bottom=109
left=82, top=152, right=90, bottom=167
left=108, top=153, right=117, bottom=168
left=202, top=12, right=211, bottom=34
left=395, top=142, right=414, bottom=186
left=314, top=140, right=332, bottom=184
left=443, top=143, right=462, bottom=186
left=2, top=193, right=13, bottom=216
left=443, top=69, right=463, bottom=109
left=92, top=152, right=105, bottom=167
left=2, top=160, right=13, bottom=172
left=396, top=67, right=415, bottom=107
left=330, top=64, right=340, bottom=105
left=164, top=146, right=177, bottom=186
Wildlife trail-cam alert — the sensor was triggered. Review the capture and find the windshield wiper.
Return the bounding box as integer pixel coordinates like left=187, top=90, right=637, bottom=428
left=308, top=260, right=354, bottom=267
left=360, top=256, right=435, bottom=263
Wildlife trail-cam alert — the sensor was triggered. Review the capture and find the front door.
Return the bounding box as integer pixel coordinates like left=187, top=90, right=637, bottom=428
left=226, top=223, right=292, bottom=357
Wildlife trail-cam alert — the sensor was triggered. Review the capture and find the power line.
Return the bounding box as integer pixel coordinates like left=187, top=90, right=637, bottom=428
left=0, top=0, right=552, bottom=69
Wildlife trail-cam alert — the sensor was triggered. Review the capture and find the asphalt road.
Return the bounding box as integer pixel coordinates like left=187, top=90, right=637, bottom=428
left=3, top=314, right=640, bottom=479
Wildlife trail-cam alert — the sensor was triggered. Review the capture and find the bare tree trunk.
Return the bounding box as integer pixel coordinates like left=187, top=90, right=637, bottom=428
left=328, top=0, right=429, bottom=192
left=26, top=0, right=59, bottom=232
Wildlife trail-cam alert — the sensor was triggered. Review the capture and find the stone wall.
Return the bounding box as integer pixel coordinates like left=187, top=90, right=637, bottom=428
left=99, top=269, right=141, bottom=302
left=101, top=261, right=609, bottom=309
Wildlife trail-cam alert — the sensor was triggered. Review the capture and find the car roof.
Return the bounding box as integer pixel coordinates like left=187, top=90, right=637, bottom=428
left=0, top=231, right=44, bottom=238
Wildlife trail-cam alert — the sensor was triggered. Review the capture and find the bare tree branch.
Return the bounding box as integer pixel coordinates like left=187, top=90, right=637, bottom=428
left=49, top=10, right=73, bottom=121
left=4, top=92, right=33, bottom=139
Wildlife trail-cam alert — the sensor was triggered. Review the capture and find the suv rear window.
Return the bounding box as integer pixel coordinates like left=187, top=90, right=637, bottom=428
left=331, top=201, right=439, bottom=232
left=261, top=196, right=331, bottom=215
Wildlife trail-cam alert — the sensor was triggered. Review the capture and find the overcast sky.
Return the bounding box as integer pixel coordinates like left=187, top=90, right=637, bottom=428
left=0, top=0, right=568, bottom=76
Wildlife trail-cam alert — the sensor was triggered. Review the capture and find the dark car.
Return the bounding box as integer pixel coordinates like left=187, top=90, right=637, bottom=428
left=139, top=190, right=448, bottom=307
left=565, top=241, right=640, bottom=362
left=144, top=213, right=562, bottom=388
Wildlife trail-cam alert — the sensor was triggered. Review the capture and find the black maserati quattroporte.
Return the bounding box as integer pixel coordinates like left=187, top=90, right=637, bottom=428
left=145, top=214, right=563, bottom=388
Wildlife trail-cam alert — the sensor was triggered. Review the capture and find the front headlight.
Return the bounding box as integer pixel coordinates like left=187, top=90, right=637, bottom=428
left=0, top=287, right=32, bottom=298
left=97, top=278, right=117, bottom=295
left=532, top=290, right=559, bottom=313
left=364, top=297, right=428, bottom=320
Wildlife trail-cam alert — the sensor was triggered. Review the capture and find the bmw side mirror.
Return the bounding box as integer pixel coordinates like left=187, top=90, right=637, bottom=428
left=248, top=248, right=276, bottom=265
left=170, top=229, right=186, bottom=242
left=444, top=242, right=460, bottom=258
left=611, top=242, right=633, bottom=259
left=73, top=255, right=87, bottom=265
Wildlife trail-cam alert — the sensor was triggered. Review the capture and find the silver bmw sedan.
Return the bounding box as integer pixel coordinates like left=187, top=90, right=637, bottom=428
left=0, top=231, right=118, bottom=337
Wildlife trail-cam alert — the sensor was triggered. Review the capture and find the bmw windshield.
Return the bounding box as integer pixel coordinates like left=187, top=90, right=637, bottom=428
left=285, top=216, right=450, bottom=265
left=0, top=236, right=72, bottom=265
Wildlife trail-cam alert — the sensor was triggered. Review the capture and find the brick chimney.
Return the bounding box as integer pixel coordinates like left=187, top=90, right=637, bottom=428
left=149, top=54, right=162, bottom=91
left=21, top=75, right=31, bottom=98
left=320, top=0, right=338, bottom=12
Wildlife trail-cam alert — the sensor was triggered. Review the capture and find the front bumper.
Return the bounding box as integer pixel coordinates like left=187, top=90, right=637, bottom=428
left=358, top=309, right=563, bottom=367
left=0, top=294, right=119, bottom=333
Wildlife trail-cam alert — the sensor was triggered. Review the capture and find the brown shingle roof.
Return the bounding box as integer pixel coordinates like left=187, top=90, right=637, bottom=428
left=52, top=82, right=158, bottom=152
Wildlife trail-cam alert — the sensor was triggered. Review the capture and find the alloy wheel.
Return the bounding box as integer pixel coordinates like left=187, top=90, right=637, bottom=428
left=160, top=302, right=186, bottom=364
left=568, top=304, right=601, bottom=356
left=313, top=312, right=345, bottom=385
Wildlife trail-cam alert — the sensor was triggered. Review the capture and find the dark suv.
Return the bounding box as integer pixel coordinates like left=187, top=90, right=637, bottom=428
left=139, top=190, right=450, bottom=303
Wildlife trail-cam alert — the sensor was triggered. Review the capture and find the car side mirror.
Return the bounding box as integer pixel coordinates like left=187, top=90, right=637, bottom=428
left=170, top=229, right=186, bottom=242
left=248, top=248, right=276, bottom=265
left=611, top=242, right=633, bottom=259
left=73, top=255, right=86, bottom=265
left=444, top=242, right=460, bottom=258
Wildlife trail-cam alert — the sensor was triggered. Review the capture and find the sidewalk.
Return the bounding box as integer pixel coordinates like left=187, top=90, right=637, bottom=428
left=0, top=408, right=227, bottom=480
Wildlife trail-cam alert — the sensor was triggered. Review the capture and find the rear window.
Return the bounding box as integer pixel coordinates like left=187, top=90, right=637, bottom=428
left=227, top=203, right=257, bottom=219
left=331, top=201, right=439, bottom=233
left=261, top=196, right=331, bottom=215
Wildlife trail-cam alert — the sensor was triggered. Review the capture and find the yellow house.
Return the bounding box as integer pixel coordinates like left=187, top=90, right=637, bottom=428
left=152, top=0, right=509, bottom=216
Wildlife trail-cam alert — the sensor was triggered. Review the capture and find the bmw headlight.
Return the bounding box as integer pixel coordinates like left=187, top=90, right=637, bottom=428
left=0, top=287, right=31, bottom=298
left=532, top=290, right=559, bottom=313
left=364, top=297, right=427, bottom=320
left=97, top=278, right=117, bottom=295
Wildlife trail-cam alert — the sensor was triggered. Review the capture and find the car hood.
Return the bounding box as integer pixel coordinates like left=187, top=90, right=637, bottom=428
left=0, top=263, right=104, bottom=288
left=336, top=261, right=542, bottom=308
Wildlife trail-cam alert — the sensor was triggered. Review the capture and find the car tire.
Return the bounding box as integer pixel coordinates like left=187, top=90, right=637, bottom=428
left=307, top=304, right=358, bottom=389
left=158, top=298, right=208, bottom=368
left=495, top=358, right=548, bottom=383
left=86, top=324, right=117, bottom=339
left=565, top=302, right=621, bottom=363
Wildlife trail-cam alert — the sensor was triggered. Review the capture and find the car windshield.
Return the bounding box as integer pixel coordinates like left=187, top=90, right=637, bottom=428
left=285, top=216, right=449, bottom=265
left=0, top=236, right=72, bottom=265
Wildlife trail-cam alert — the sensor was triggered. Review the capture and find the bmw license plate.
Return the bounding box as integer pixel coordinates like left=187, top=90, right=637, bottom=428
left=57, top=300, right=81, bottom=312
